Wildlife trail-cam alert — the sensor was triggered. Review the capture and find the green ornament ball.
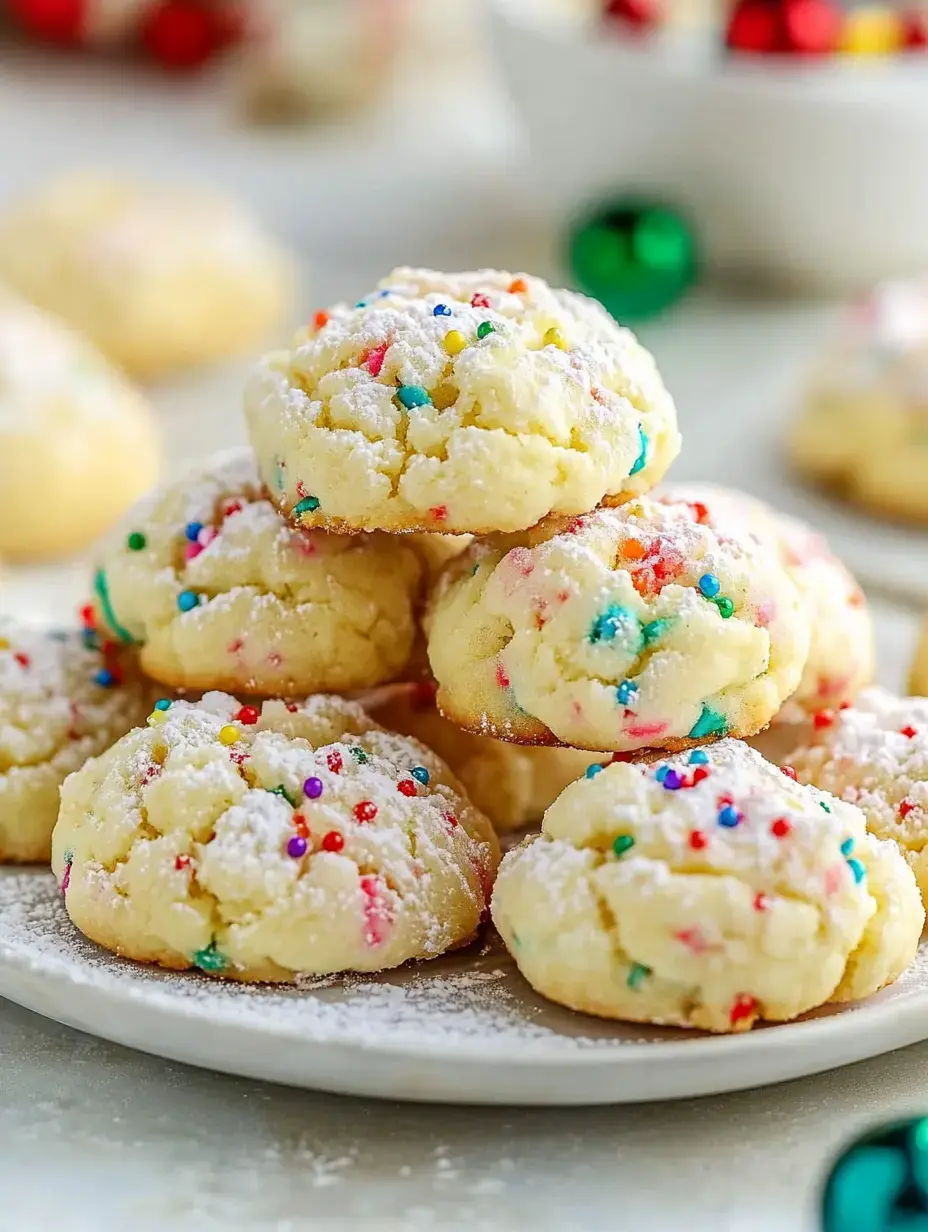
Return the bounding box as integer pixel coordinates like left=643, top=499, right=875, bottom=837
left=822, top=1118, right=928, bottom=1231
left=567, top=200, right=697, bottom=322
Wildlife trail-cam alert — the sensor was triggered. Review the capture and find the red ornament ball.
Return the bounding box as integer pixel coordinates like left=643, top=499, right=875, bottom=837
left=604, top=0, right=662, bottom=29
left=141, top=1, right=220, bottom=70
left=7, top=0, right=85, bottom=45
left=780, top=0, right=842, bottom=54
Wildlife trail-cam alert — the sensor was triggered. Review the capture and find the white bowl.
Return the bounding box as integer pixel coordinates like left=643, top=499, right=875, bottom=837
left=488, top=0, right=928, bottom=293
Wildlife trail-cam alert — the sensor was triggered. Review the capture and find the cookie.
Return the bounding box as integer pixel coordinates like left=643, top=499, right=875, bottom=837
left=788, top=279, right=928, bottom=524
left=0, top=620, right=150, bottom=863
left=0, top=289, right=159, bottom=560
left=362, top=682, right=598, bottom=833
left=245, top=267, right=680, bottom=535
left=661, top=484, right=874, bottom=721
left=51, top=692, right=500, bottom=980
left=0, top=171, right=291, bottom=379
left=491, top=739, right=923, bottom=1031
left=787, top=687, right=928, bottom=910
left=425, top=496, right=809, bottom=752
left=91, top=448, right=435, bottom=696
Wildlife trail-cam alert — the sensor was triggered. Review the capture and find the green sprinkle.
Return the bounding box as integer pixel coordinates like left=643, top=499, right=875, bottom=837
left=628, top=425, right=648, bottom=477
left=269, top=784, right=297, bottom=808
left=476, top=321, right=496, bottom=340
left=626, top=962, right=651, bottom=990
left=688, top=703, right=727, bottom=740
left=714, top=596, right=735, bottom=619
left=193, top=942, right=227, bottom=974
left=126, top=531, right=146, bottom=551
left=396, top=384, right=432, bottom=410
left=820, top=801, right=832, bottom=813
left=93, top=568, right=138, bottom=646
left=613, top=834, right=635, bottom=858
left=293, top=495, right=320, bottom=517
left=350, top=746, right=368, bottom=764
left=641, top=617, right=675, bottom=647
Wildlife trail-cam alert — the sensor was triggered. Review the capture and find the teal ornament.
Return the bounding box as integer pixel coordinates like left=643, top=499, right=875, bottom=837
left=822, top=1118, right=928, bottom=1231
left=567, top=200, right=697, bottom=322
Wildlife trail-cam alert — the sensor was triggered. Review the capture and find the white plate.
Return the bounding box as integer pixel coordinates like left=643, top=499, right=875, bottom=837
left=3, top=870, right=928, bottom=1107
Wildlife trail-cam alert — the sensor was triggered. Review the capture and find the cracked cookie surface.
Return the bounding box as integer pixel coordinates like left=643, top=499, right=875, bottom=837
left=245, top=267, right=680, bottom=535
left=425, top=496, right=810, bottom=752
left=491, top=739, right=922, bottom=1031
left=92, top=448, right=434, bottom=696
left=52, top=692, right=500, bottom=980
left=0, top=620, right=150, bottom=862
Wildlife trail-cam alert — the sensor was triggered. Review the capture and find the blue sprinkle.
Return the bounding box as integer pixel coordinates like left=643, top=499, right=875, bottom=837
left=94, top=668, right=114, bottom=688
left=847, top=857, right=866, bottom=884
left=840, top=837, right=855, bottom=857
left=378, top=289, right=391, bottom=298
left=177, top=590, right=199, bottom=613
left=184, top=521, right=203, bottom=543
left=718, top=805, right=741, bottom=828
left=154, top=698, right=172, bottom=711
left=433, top=303, right=452, bottom=317
left=356, top=299, right=368, bottom=308
left=688, top=749, right=709, bottom=765
left=588, top=604, right=641, bottom=648
left=82, top=628, right=99, bottom=650
left=396, top=384, right=432, bottom=410
left=411, top=766, right=430, bottom=785
left=663, top=770, right=684, bottom=791
left=655, top=765, right=670, bottom=783
left=616, top=679, right=639, bottom=707
left=585, top=763, right=604, bottom=780
left=698, top=572, right=721, bottom=599
left=628, top=425, right=648, bottom=477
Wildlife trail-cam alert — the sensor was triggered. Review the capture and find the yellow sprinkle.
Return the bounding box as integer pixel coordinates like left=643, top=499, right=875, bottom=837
left=840, top=7, right=903, bottom=54
left=0, top=637, right=8, bottom=650
left=147, top=710, right=169, bottom=726
left=543, top=326, right=568, bottom=350
left=218, top=724, right=240, bottom=746
left=443, top=330, right=467, bottom=356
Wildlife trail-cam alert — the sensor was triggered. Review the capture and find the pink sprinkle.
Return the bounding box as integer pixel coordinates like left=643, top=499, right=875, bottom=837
left=504, top=546, right=535, bottom=580
left=197, top=526, right=218, bottom=548
left=362, top=341, right=388, bottom=377
left=184, top=542, right=203, bottom=561
left=360, top=874, right=391, bottom=947
left=290, top=533, right=317, bottom=558
left=227, top=639, right=244, bottom=654
left=824, top=865, right=844, bottom=896
left=61, top=862, right=71, bottom=894
left=626, top=721, right=669, bottom=739
left=296, top=480, right=307, bottom=499
left=754, top=601, right=775, bottom=629
left=495, top=662, right=510, bottom=689
left=674, top=927, right=718, bottom=954
left=429, top=505, right=448, bottom=522
left=571, top=700, right=584, bottom=719
left=556, top=589, right=571, bottom=604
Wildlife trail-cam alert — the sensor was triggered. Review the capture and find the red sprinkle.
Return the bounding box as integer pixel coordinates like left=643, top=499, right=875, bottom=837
left=222, top=499, right=243, bottom=517
left=13, top=652, right=30, bottom=669
left=313, top=310, right=329, bottom=330
left=362, top=341, right=388, bottom=377
left=429, top=505, right=448, bottom=522
left=411, top=681, right=438, bottom=709
left=327, top=751, right=343, bottom=774
left=286, top=703, right=298, bottom=713
left=900, top=800, right=917, bottom=819
left=471, top=293, right=491, bottom=308
left=901, top=725, right=918, bottom=739
left=397, top=779, right=418, bottom=797
left=235, top=705, right=260, bottom=725
left=753, top=892, right=768, bottom=912
left=292, top=814, right=310, bottom=840
left=443, top=812, right=459, bottom=830
left=771, top=817, right=792, bottom=839
left=175, top=855, right=191, bottom=871
left=813, top=709, right=835, bottom=730
left=688, top=501, right=710, bottom=524
left=321, top=831, right=344, bottom=853
left=689, top=829, right=709, bottom=850
left=716, top=793, right=733, bottom=809
left=729, top=994, right=758, bottom=1027
left=691, top=767, right=710, bottom=785
left=227, top=639, right=244, bottom=654
left=354, top=800, right=378, bottom=823
left=780, top=765, right=798, bottom=780
left=79, top=604, right=95, bottom=627
left=495, top=663, right=510, bottom=689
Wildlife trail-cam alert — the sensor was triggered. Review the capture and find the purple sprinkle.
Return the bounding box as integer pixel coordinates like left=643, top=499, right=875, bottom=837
left=303, top=776, right=324, bottom=800
left=287, top=835, right=308, bottom=859
left=662, top=769, right=684, bottom=791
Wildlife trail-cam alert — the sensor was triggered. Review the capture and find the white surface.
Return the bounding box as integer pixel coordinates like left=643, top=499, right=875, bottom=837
left=0, top=32, right=927, bottom=1232
left=6, top=871, right=928, bottom=1109
left=490, top=0, right=928, bottom=292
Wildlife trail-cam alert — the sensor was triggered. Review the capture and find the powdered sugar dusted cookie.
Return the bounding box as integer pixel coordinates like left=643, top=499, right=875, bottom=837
left=426, top=496, right=810, bottom=752
left=52, top=692, right=499, bottom=980
left=788, top=279, right=928, bottom=523
left=0, top=289, right=159, bottom=560
left=787, top=687, right=928, bottom=909
left=0, top=620, right=150, bottom=862
left=362, top=681, right=598, bottom=833
left=662, top=484, right=874, bottom=720
left=91, top=449, right=432, bottom=696
left=492, top=739, right=922, bottom=1032
left=245, top=267, right=680, bottom=535
left=0, top=171, right=291, bottom=379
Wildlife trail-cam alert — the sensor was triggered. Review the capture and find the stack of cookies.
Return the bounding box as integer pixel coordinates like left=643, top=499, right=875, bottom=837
left=6, top=266, right=926, bottom=1034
